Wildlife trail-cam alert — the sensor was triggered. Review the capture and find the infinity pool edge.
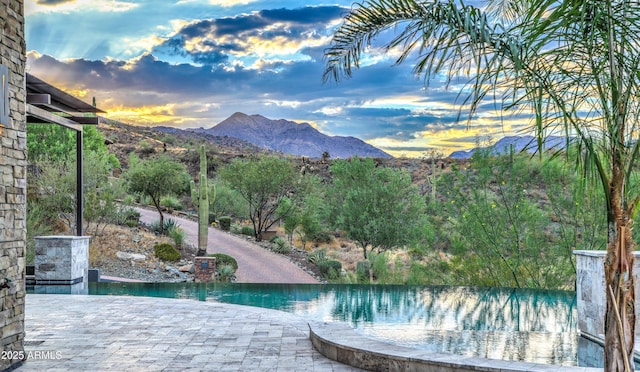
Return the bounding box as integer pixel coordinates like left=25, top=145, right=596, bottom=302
left=308, top=321, right=600, bottom=372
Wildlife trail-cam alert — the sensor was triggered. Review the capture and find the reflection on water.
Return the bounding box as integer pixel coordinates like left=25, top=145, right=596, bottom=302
left=329, top=285, right=578, bottom=366
left=37, top=283, right=580, bottom=366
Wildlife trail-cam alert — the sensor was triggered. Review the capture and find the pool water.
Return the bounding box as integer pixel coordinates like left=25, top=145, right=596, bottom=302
left=45, top=283, right=582, bottom=366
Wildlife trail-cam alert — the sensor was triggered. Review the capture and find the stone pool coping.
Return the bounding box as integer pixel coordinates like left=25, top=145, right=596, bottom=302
left=309, top=321, right=600, bottom=372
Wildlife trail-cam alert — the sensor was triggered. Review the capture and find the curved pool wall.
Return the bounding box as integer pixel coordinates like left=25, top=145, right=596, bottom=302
left=309, top=321, right=601, bottom=372
left=30, top=282, right=598, bottom=367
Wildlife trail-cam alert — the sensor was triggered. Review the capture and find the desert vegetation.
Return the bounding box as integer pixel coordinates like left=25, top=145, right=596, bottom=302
left=26, top=118, right=616, bottom=291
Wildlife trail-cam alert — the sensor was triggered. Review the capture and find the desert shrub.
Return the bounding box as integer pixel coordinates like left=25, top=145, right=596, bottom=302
left=268, top=234, right=280, bottom=243
left=161, top=134, right=178, bottom=146
left=122, top=194, right=136, bottom=205
left=168, top=226, right=186, bottom=247
left=217, top=265, right=236, bottom=282
left=208, top=213, right=217, bottom=224
left=124, top=208, right=141, bottom=220
left=149, top=220, right=162, bottom=233
left=150, top=218, right=180, bottom=236
left=241, top=226, right=255, bottom=236
left=124, top=219, right=138, bottom=228
left=137, top=193, right=152, bottom=206
left=356, top=261, right=371, bottom=282
left=370, top=252, right=391, bottom=282
left=272, top=237, right=291, bottom=254
left=307, top=230, right=334, bottom=244
left=26, top=203, right=53, bottom=265
left=307, top=248, right=327, bottom=264
left=368, top=252, right=406, bottom=284
left=208, top=253, right=238, bottom=271
left=119, top=208, right=140, bottom=228
left=317, top=260, right=342, bottom=279
left=405, top=262, right=433, bottom=285
left=160, top=195, right=183, bottom=211
left=154, top=243, right=181, bottom=262
left=219, top=216, right=231, bottom=231
left=407, top=245, right=428, bottom=259
left=138, top=140, right=155, bottom=156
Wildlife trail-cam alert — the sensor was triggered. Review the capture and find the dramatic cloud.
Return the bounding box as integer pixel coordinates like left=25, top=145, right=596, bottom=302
left=153, top=6, right=345, bottom=69
left=27, top=0, right=139, bottom=14
left=25, top=1, right=531, bottom=156
left=35, top=0, right=74, bottom=5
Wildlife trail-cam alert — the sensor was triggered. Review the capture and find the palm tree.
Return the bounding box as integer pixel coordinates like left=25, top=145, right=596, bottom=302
left=324, top=0, right=640, bottom=370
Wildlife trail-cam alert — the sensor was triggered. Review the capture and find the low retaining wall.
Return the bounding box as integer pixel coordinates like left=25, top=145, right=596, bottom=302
left=308, top=322, right=598, bottom=372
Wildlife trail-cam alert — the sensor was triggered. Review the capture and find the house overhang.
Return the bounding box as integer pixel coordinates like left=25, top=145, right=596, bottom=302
left=26, top=73, right=105, bottom=131
left=25, top=73, right=107, bottom=237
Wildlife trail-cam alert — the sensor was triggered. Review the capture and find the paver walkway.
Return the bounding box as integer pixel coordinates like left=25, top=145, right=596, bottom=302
left=20, top=294, right=362, bottom=371
left=136, top=208, right=319, bottom=283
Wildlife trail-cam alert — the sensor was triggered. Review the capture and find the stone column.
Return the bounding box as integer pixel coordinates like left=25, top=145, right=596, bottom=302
left=574, top=250, right=640, bottom=341
left=194, top=257, right=217, bottom=282
left=34, top=236, right=90, bottom=285
left=0, top=1, right=27, bottom=370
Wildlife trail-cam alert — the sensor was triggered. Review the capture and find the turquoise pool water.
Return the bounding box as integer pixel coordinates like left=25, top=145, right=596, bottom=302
left=41, top=282, right=580, bottom=366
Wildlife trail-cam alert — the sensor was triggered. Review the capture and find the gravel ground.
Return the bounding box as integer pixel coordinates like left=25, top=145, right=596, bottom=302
left=90, top=224, right=198, bottom=282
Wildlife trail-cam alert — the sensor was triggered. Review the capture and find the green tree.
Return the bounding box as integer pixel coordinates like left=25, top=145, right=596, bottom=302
left=297, top=194, right=325, bottom=250
left=30, top=157, right=76, bottom=230
left=29, top=151, right=125, bottom=236
left=218, top=156, right=298, bottom=241
left=440, top=152, right=580, bottom=289
left=126, top=155, right=189, bottom=234
left=82, top=151, right=128, bottom=236
left=330, top=157, right=426, bottom=259
left=282, top=199, right=301, bottom=245
left=278, top=175, right=327, bottom=249
left=325, top=0, right=640, bottom=367
left=209, top=180, right=249, bottom=219
left=27, top=124, right=119, bottom=168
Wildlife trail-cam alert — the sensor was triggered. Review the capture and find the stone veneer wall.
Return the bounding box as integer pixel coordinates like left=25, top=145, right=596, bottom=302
left=574, top=250, right=640, bottom=341
left=0, top=1, right=26, bottom=371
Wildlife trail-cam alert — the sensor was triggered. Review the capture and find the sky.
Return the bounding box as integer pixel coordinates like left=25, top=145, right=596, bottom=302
left=24, top=0, right=531, bottom=157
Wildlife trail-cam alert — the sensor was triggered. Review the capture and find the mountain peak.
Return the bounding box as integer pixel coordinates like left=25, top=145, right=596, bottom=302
left=228, top=112, right=250, bottom=119
left=201, top=112, right=392, bottom=159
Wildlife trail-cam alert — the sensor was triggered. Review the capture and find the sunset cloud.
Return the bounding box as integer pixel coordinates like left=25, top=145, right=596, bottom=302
left=26, top=0, right=139, bottom=15
left=24, top=1, right=531, bottom=156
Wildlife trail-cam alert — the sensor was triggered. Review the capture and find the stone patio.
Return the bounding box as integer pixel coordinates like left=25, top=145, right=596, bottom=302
left=19, top=294, right=361, bottom=371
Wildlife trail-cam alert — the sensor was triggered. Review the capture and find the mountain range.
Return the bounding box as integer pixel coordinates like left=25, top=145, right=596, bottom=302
left=155, top=112, right=569, bottom=160
left=163, top=112, right=392, bottom=159
left=448, top=135, right=569, bottom=159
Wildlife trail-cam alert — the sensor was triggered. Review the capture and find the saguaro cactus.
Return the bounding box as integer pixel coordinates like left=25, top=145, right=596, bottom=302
left=190, top=145, right=215, bottom=256
left=428, top=156, right=437, bottom=204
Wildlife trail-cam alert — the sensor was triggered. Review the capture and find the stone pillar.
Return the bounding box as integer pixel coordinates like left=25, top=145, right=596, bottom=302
left=574, top=250, right=640, bottom=342
left=34, top=236, right=90, bottom=285
left=0, top=1, right=26, bottom=370
left=194, top=257, right=217, bottom=282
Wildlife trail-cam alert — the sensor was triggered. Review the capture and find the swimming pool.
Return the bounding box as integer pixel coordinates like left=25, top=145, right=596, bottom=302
left=31, top=282, right=583, bottom=366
